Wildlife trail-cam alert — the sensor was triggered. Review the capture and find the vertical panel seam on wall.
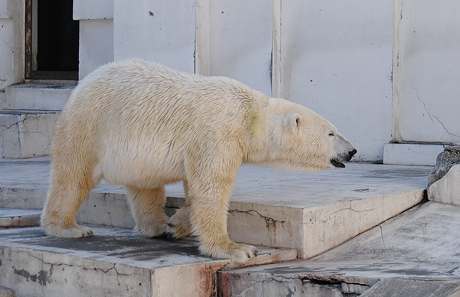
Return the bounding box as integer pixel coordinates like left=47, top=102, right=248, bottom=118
left=195, top=0, right=210, bottom=76
left=272, top=0, right=282, bottom=98
left=392, top=0, right=402, bottom=142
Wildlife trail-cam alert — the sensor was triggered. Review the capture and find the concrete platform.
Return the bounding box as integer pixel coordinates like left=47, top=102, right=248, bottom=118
left=0, top=208, right=41, bottom=227
left=0, top=157, right=431, bottom=259
left=0, top=226, right=296, bottom=297
left=220, top=202, right=460, bottom=297
left=5, top=83, right=75, bottom=111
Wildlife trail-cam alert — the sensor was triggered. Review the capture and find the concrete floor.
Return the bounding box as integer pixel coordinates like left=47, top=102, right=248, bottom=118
left=221, top=201, right=460, bottom=296
left=0, top=157, right=431, bottom=259
left=0, top=156, right=431, bottom=208
left=1, top=157, right=450, bottom=296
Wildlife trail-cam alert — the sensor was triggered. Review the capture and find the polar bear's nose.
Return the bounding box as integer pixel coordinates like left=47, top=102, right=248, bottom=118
left=349, top=149, right=357, bottom=158
left=344, top=149, right=357, bottom=162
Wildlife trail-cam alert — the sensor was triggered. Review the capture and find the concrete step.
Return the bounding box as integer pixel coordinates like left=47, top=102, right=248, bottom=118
left=5, top=83, right=75, bottom=111
left=0, top=208, right=41, bottom=227
left=0, top=157, right=432, bottom=260
left=0, top=110, right=60, bottom=158
left=0, top=287, right=14, bottom=297
left=219, top=202, right=460, bottom=297
left=0, top=226, right=296, bottom=297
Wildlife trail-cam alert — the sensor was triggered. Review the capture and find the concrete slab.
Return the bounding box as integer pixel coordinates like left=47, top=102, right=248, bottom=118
left=5, top=83, right=75, bottom=110
left=0, top=226, right=296, bottom=297
left=0, top=111, right=60, bottom=158
left=220, top=202, right=460, bottom=296
left=0, top=208, right=41, bottom=227
left=0, top=157, right=432, bottom=259
left=383, top=143, right=445, bottom=166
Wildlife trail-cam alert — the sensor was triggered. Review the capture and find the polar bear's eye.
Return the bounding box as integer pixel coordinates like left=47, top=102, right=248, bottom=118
left=328, top=132, right=335, bottom=137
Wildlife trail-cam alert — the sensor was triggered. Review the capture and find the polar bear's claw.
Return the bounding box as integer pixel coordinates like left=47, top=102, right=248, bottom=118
left=43, top=224, right=94, bottom=238
left=136, top=220, right=168, bottom=238
left=166, top=206, right=192, bottom=238
left=200, top=241, right=258, bottom=263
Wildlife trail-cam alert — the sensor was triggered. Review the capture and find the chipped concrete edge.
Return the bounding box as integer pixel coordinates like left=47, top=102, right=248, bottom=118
left=428, top=164, right=460, bottom=206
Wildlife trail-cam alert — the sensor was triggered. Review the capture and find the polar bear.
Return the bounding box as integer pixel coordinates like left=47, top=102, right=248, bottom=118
left=41, top=59, right=356, bottom=263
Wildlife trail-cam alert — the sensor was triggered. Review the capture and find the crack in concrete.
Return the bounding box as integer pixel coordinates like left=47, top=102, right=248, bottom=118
left=379, top=225, right=396, bottom=260
left=432, top=115, right=460, bottom=138
left=228, top=208, right=288, bottom=245
left=310, top=203, right=376, bottom=224
left=299, top=273, right=376, bottom=289
left=412, top=86, right=460, bottom=138
left=0, top=115, right=26, bottom=130
left=269, top=274, right=298, bottom=283
left=229, top=208, right=286, bottom=226
left=412, top=86, right=434, bottom=123
left=230, top=203, right=376, bottom=227
left=28, top=253, right=136, bottom=287
left=0, top=116, right=26, bottom=158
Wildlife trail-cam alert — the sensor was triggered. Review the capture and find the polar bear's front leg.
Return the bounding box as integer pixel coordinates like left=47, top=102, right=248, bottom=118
left=187, top=178, right=257, bottom=263
left=126, top=186, right=169, bottom=237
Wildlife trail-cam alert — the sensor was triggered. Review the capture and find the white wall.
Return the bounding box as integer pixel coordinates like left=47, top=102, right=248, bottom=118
left=205, top=0, right=273, bottom=95
left=279, top=0, right=394, bottom=161
left=0, top=0, right=24, bottom=90
left=394, top=0, right=460, bottom=144
left=100, top=0, right=395, bottom=161
left=113, top=0, right=196, bottom=73
left=74, top=0, right=114, bottom=79
left=0, top=0, right=454, bottom=162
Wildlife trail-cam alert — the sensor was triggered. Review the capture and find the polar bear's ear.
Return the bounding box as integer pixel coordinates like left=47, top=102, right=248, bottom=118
left=291, top=113, right=302, bottom=131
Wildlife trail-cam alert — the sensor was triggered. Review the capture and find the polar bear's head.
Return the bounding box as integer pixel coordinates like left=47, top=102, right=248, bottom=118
left=256, top=99, right=357, bottom=171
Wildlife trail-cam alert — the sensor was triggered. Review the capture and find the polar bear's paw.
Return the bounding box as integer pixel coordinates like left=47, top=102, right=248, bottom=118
left=166, top=207, right=192, bottom=238
left=136, top=215, right=169, bottom=238
left=42, top=223, right=94, bottom=238
left=200, top=240, right=257, bottom=263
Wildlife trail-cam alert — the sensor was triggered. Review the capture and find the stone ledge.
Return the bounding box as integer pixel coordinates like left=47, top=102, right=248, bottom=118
left=0, top=159, right=431, bottom=261
left=0, top=208, right=41, bottom=227
left=219, top=202, right=460, bottom=297
left=5, top=83, right=75, bottom=110
left=0, top=226, right=296, bottom=297
left=383, top=143, right=445, bottom=166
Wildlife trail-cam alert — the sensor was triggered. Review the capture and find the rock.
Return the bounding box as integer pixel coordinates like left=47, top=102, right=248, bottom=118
left=428, top=146, right=460, bottom=187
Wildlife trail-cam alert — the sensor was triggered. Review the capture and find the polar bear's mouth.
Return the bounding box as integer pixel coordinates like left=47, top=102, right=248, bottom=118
left=331, top=149, right=357, bottom=168
left=331, top=159, right=346, bottom=168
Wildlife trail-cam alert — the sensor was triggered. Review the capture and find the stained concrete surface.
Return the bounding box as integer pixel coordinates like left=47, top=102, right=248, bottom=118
left=220, top=202, right=460, bottom=296
left=0, top=226, right=296, bottom=297
left=0, top=158, right=452, bottom=296
left=0, top=157, right=432, bottom=260
left=0, top=208, right=41, bottom=227
left=0, top=287, right=13, bottom=297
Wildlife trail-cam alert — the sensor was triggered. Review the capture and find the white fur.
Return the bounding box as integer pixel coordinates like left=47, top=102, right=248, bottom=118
left=41, top=59, right=355, bottom=263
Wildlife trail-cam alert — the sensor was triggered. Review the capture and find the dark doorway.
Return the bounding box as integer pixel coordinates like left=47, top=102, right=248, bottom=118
left=25, top=0, right=79, bottom=80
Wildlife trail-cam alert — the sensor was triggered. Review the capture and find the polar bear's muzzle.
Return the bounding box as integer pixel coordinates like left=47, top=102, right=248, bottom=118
left=330, top=133, right=357, bottom=168
left=331, top=148, right=357, bottom=168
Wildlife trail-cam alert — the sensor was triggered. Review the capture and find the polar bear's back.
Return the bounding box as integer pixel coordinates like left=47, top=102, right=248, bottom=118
left=65, top=59, right=257, bottom=132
